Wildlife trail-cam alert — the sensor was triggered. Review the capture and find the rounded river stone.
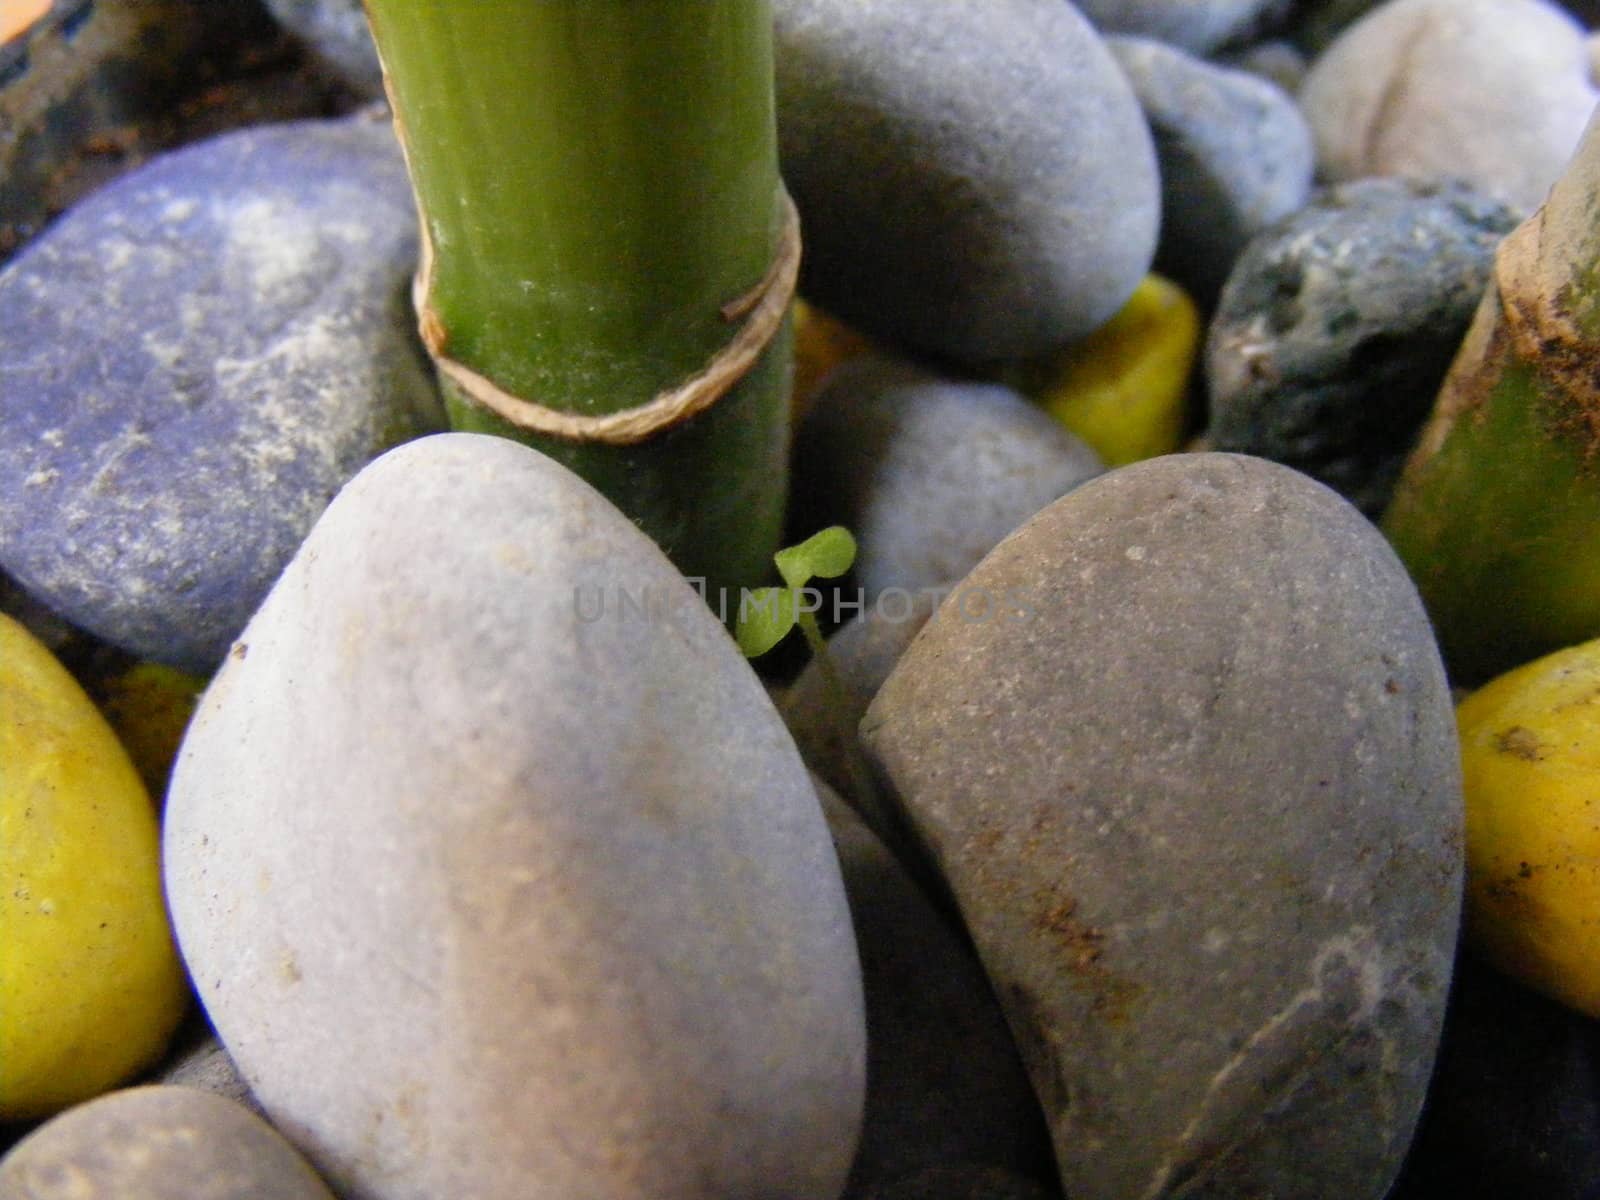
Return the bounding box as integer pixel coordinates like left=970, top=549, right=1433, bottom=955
left=792, top=356, right=1103, bottom=604
left=164, top=433, right=865, bottom=1200
left=0, top=1086, right=336, bottom=1200
left=782, top=593, right=936, bottom=811
left=0, top=115, right=442, bottom=675
left=1107, top=35, right=1314, bottom=301
left=861, top=453, right=1463, bottom=1200
left=774, top=0, right=1159, bottom=363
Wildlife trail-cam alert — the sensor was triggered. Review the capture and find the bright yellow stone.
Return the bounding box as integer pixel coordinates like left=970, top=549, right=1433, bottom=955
left=0, top=614, right=188, bottom=1119
left=1005, top=275, right=1199, bottom=467
left=1457, top=638, right=1600, bottom=1016
left=791, top=298, right=876, bottom=426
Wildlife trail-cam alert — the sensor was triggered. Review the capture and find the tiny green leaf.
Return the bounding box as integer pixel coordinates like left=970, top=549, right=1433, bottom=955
left=735, top=587, right=798, bottom=658
left=775, top=526, right=858, bottom=590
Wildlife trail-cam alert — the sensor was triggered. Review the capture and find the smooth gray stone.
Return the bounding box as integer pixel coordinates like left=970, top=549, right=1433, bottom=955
left=1299, top=0, right=1599, bottom=214
left=0, top=115, right=442, bottom=675
left=263, top=0, right=383, bottom=97
left=1108, top=35, right=1314, bottom=301
left=815, top=778, right=1053, bottom=1195
left=792, top=356, right=1102, bottom=605
left=1206, top=178, right=1517, bottom=516
left=774, top=0, right=1159, bottom=363
left=0, top=1086, right=336, bottom=1199
left=1075, top=0, right=1284, bottom=51
left=156, top=1028, right=261, bottom=1119
left=861, top=454, right=1463, bottom=1200
left=165, top=433, right=865, bottom=1200
left=782, top=593, right=935, bottom=814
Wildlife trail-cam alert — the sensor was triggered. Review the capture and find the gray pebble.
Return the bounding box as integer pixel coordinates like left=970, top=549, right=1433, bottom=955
left=165, top=433, right=865, bottom=1200
left=775, top=0, right=1159, bottom=363
left=0, top=1086, right=336, bottom=1199
left=1108, top=35, right=1315, bottom=300
left=782, top=592, right=935, bottom=818
left=262, top=0, right=383, bottom=97
left=156, top=1028, right=261, bottom=1119
left=792, top=356, right=1102, bottom=605
left=1074, top=0, right=1283, bottom=52
left=1299, top=0, right=1599, bottom=214
left=1206, top=178, right=1517, bottom=515
left=816, top=778, right=1053, bottom=1195
left=861, top=454, right=1462, bottom=1200
left=0, top=115, right=442, bottom=675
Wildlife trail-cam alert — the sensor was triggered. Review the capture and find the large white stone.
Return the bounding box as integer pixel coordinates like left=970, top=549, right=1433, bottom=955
left=165, top=433, right=865, bottom=1200
left=1299, top=0, right=1599, bottom=214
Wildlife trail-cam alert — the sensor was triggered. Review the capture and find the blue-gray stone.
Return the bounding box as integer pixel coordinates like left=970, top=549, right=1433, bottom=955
left=1108, top=35, right=1315, bottom=301
left=0, top=115, right=442, bottom=675
left=1206, top=178, right=1516, bottom=516
left=774, top=0, right=1159, bottom=364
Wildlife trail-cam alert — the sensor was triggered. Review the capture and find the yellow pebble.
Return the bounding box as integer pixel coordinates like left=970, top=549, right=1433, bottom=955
left=1457, top=637, right=1600, bottom=1016
left=0, top=614, right=188, bottom=1120
left=1003, top=275, right=1199, bottom=467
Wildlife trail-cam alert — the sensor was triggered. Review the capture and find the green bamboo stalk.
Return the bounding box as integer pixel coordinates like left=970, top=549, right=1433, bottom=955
left=364, top=0, right=791, bottom=601
left=1383, top=110, right=1600, bottom=685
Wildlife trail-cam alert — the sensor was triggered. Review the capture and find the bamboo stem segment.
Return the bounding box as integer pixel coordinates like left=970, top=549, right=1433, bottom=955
left=365, top=1, right=792, bottom=598
left=415, top=193, right=800, bottom=446
left=1383, top=110, right=1600, bottom=684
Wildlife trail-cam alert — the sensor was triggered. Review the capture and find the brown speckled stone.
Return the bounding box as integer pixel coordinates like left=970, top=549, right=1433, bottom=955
left=861, top=453, right=1463, bottom=1200
left=0, top=1086, right=335, bottom=1199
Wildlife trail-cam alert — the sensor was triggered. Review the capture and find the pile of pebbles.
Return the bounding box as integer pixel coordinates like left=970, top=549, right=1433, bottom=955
left=3, top=1, right=1599, bottom=1197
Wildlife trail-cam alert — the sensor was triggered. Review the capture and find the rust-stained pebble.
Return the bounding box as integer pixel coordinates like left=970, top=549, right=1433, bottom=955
left=861, top=453, right=1463, bottom=1199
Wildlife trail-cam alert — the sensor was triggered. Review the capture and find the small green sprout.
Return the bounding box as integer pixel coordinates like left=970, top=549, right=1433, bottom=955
left=736, top=526, right=894, bottom=839
left=735, top=526, right=857, bottom=659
